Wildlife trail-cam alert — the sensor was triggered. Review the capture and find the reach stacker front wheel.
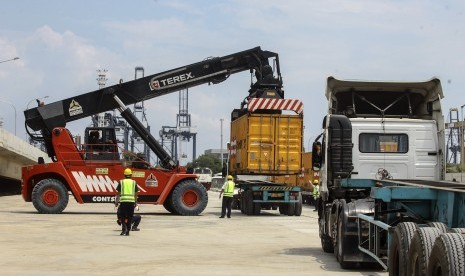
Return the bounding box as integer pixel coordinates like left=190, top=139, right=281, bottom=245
left=31, top=178, right=69, bottom=214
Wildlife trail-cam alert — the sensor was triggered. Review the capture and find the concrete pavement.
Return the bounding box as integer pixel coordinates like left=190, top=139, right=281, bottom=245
left=0, top=191, right=387, bottom=276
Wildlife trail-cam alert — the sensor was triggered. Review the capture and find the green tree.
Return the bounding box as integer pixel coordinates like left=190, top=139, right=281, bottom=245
left=186, top=154, right=222, bottom=174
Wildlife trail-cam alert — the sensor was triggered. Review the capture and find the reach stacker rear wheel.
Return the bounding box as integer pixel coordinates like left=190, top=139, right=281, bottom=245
left=171, top=179, right=208, bottom=216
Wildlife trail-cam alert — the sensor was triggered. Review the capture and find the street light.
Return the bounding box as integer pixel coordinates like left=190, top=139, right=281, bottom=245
left=220, top=118, right=224, bottom=166
left=461, top=104, right=465, bottom=182
left=27, top=96, right=49, bottom=110
left=0, top=57, right=19, bottom=64
left=0, top=100, right=17, bottom=135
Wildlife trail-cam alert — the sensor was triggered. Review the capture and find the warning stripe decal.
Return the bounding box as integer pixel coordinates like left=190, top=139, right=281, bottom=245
left=248, top=98, right=303, bottom=114
left=258, top=186, right=296, bottom=191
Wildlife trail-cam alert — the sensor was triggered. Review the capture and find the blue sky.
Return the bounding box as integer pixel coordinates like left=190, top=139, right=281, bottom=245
left=1, top=0, right=464, bottom=164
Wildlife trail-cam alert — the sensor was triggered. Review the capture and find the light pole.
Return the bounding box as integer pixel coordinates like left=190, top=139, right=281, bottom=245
left=27, top=96, right=49, bottom=109
left=0, top=100, right=17, bottom=135
left=220, top=118, right=224, bottom=166
left=461, top=104, right=465, bottom=182
left=0, top=57, right=19, bottom=64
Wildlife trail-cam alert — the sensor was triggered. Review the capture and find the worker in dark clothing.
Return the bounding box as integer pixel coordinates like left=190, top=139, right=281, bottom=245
left=115, top=168, right=138, bottom=236
left=219, top=175, right=235, bottom=218
left=116, top=205, right=141, bottom=231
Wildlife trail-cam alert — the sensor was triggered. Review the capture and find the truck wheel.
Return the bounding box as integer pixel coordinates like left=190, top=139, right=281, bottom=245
left=427, top=222, right=449, bottom=233
left=427, top=233, right=465, bottom=276
left=31, top=178, right=69, bottom=214
left=321, top=234, right=334, bottom=253
left=171, top=179, right=208, bottom=216
left=335, top=211, right=355, bottom=269
left=449, top=228, right=465, bottom=234
left=279, top=204, right=287, bottom=215
left=245, top=190, right=254, bottom=215
left=232, top=197, right=240, bottom=210
left=253, top=202, right=261, bottom=215
left=287, top=203, right=295, bottom=216
left=388, top=222, right=418, bottom=276
left=294, top=194, right=303, bottom=216
left=408, top=227, right=442, bottom=276
left=240, top=192, right=246, bottom=214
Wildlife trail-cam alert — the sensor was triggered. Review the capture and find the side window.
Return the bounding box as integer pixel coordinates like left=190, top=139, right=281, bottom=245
left=359, top=133, right=408, bottom=153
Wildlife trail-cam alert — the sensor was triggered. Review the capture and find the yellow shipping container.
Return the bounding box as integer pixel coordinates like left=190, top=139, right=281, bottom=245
left=271, top=152, right=318, bottom=192
left=229, top=113, right=303, bottom=175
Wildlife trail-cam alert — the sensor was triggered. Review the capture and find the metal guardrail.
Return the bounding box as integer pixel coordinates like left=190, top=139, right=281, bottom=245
left=357, top=213, right=391, bottom=270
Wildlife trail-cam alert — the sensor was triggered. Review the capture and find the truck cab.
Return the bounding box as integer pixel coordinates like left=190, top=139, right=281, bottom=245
left=313, top=76, right=446, bottom=269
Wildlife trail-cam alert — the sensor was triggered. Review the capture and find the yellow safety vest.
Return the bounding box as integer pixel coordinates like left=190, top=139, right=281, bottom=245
left=223, top=180, right=235, bottom=197
left=120, top=179, right=136, bottom=203
left=313, top=185, right=320, bottom=199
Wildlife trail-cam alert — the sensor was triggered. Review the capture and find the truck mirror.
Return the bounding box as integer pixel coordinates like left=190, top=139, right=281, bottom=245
left=312, top=141, right=322, bottom=171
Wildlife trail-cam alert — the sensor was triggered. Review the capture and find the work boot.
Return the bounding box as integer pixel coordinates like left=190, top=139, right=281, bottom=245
left=132, top=227, right=140, bottom=231
left=120, top=222, right=128, bottom=236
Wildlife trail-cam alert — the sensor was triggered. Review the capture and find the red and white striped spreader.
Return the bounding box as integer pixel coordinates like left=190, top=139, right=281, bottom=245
left=247, top=98, right=303, bottom=114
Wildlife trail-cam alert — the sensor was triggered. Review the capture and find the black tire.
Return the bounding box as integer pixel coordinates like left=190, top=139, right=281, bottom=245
left=31, top=178, right=69, bottom=214
left=253, top=202, right=261, bottom=215
left=335, top=211, right=356, bottom=269
left=171, top=179, right=208, bottom=216
left=245, top=190, right=254, bottom=215
left=408, top=227, right=442, bottom=276
left=240, top=192, right=246, bottom=214
left=427, top=233, right=465, bottom=276
left=321, top=234, right=334, bottom=253
left=294, top=194, right=303, bottom=216
left=388, top=222, right=418, bottom=276
left=279, top=204, right=287, bottom=215
left=427, top=222, right=449, bottom=233
left=163, top=193, right=178, bottom=214
left=232, top=196, right=240, bottom=210
left=287, top=202, right=296, bottom=216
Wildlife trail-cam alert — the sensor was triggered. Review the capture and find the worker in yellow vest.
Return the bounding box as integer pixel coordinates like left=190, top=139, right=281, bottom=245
left=219, top=175, right=235, bottom=218
left=313, top=179, right=320, bottom=212
left=116, top=168, right=138, bottom=236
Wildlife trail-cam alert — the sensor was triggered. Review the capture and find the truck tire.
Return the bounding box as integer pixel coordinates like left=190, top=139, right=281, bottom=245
left=449, top=228, right=465, bottom=234
left=245, top=190, right=254, bottom=215
left=240, top=192, right=246, bottom=214
left=171, top=179, right=208, bottom=216
left=294, top=194, right=303, bottom=216
left=427, top=233, right=465, bottom=276
left=321, top=234, right=334, bottom=253
left=388, top=222, right=418, bottom=276
left=32, top=178, right=69, bottom=214
left=279, top=204, right=287, bottom=215
left=253, top=202, right=261, bottom=215
left=287, top=202, right=295, bottom=216
left=335, top=211, right=356, bottom=268
left=408, top=227, right=442, bottom=276
left=427, top=222, right=449, bottom=233
left=232, top=196, right=240, bottom=210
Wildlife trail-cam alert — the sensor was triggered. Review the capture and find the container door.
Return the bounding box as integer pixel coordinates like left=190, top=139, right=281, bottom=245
left=274, top=115, right=302, bottom=174
left=247, top=115, right=274, bottom=172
